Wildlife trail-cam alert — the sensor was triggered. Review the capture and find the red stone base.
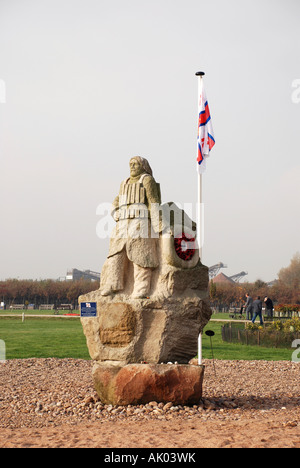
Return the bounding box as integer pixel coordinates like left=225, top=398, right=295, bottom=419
left=92, top=363, right=205, bottom=406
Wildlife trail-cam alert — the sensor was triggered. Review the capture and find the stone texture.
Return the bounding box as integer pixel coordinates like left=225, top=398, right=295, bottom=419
left=79, top=259, right=211, bottom=366
left=80, top=291, right=211, bottom=365
left=157, top=262, right=209, bottom=296
left=92, top=363, right=205, bottom=405
left=98, top=303, right=136, bottom=347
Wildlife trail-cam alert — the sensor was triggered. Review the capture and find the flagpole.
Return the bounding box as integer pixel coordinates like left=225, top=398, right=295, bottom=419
left=197, top=171, right=203, bottom=366
left=198, top=172, right=203, bottom=259
left=196, top=71, right=205, bottom=366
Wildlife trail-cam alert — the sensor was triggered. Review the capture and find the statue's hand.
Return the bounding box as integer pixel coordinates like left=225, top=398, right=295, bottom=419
left=112, top=209, right=120, bottom=222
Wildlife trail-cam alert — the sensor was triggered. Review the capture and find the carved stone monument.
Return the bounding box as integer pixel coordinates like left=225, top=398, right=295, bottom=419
left=79, top=156, right=212, bottom=405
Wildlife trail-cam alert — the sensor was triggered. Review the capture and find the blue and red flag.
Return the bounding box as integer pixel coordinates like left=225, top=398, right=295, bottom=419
left=197, top=79, right=215, bottom=173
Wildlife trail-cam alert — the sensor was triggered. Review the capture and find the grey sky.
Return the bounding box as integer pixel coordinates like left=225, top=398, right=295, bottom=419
left=0, top=0, right=299, bottom=282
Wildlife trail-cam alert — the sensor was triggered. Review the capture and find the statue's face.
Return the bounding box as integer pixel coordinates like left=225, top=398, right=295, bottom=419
left=129, top=158, right=143, bottom=177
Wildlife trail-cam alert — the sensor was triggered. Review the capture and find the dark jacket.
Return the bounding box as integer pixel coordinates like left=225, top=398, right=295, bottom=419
left=252, top=299, right=262, bottom=314
left=265, top=298, right=273, bottom=310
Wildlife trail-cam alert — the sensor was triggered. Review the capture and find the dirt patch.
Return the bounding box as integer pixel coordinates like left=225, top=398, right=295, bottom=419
left=0, top=358, right=299, bottom=448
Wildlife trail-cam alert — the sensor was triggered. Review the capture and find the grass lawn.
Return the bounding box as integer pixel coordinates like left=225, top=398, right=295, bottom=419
left=0, top=316, right=294, bottom=361
left=1, top=309, right=79, bottom=316
left=0, top=317, right=89, bottom=360
left=202, top=321, right=293, bottom=361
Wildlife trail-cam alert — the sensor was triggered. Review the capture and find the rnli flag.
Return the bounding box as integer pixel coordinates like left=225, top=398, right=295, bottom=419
left=197, top=79, right=215, bottom=173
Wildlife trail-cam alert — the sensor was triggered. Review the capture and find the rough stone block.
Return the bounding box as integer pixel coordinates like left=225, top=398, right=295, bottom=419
left=80, top=293, right=212, bottom=365
left=92, top=362, right=205, bottom=405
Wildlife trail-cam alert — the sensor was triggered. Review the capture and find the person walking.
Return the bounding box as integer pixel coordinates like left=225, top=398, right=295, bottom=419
left=252, top=296, right=263, bottom=325
left=244, top=293, right=253, bottom=320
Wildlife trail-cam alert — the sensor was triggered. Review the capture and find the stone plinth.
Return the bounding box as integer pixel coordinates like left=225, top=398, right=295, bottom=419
left=92, top=362, right=205, bottom=405
left=80, top=294, right=211, bottom=366
left=79, top=262, right=212, bottom=366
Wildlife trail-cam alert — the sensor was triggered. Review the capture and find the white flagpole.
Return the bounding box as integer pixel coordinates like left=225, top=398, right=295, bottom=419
left=196, top=71, right=205, bottom=366
left=197, top=171, right=203, bottom=366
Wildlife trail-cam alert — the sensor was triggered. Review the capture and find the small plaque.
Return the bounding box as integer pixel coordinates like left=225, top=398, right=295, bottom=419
left=80, top=302, right=97, bottom=317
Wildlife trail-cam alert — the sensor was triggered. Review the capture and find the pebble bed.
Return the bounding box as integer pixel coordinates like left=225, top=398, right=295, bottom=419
left=0, top=358, right=299, bottom=429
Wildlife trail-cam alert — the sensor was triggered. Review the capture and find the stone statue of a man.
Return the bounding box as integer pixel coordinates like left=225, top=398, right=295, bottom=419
left=100, top=157, right=161, bottom=298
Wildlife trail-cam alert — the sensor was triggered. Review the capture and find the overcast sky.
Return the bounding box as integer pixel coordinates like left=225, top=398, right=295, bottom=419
left=0, top=0, right=299, bottom=282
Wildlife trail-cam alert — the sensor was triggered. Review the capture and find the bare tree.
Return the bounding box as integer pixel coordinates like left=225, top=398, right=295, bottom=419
left=278, top=252, right=300, bottom=288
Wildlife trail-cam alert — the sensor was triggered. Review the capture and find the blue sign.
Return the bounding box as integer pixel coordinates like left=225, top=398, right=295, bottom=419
left=80, top=302, right=97, bottom=317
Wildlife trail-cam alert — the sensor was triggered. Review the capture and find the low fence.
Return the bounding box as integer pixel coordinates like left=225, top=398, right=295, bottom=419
left=221, top=322, right=300, bottom=348
left=56, top=304, right=73, bottom=310
left=273, top=310, right=300, bottom=319
left=2, top=304, right=77, bottom=311
left=212, top=305, right=300, bottom=320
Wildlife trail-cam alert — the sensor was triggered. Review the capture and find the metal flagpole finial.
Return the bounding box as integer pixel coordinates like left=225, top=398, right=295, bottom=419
left=195, top=71, right=205, bottom=76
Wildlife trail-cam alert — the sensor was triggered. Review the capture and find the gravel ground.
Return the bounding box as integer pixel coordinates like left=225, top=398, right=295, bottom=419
left=0, top=358, right=299, bottom=448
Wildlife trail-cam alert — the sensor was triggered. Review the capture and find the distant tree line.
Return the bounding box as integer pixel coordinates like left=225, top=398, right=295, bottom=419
left=210, top=252, right=300, bottom=309
left=0, top=279, right=98, bottom=308
left=1, top=253, right=300, bottom=310
left=210, top=280, right=300, bottom=311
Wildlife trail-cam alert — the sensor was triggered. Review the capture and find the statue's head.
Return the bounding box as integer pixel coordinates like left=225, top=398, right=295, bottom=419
left=129, top=156, right=153, bottom=178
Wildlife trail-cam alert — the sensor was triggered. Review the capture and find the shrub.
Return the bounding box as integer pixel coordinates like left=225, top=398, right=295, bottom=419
left=283, top=318, right=300, bottom=332
left=225, top=318, right=300, bottom=348
left=274, top=304, right=300, bottom=313
left=245, top=322, right=263, bottom=331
